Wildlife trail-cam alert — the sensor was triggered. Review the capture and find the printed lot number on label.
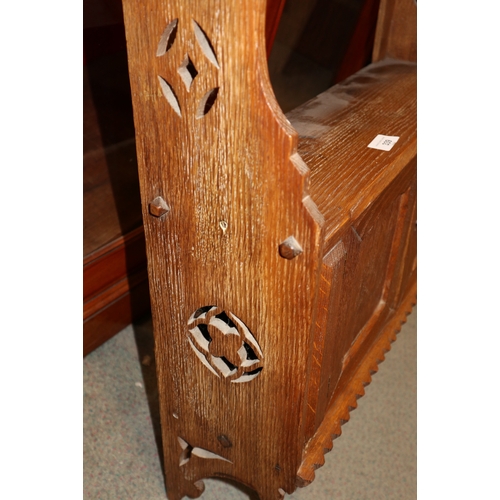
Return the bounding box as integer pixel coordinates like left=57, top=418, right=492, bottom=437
left=368, top=134, right=400, bottom=151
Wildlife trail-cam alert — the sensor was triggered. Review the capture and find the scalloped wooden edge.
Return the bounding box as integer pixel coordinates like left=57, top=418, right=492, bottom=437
left=296, top=281, right=417, bottom=487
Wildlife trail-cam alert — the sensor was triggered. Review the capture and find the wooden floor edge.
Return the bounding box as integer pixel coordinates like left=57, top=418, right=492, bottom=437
left=295, top=282, right=417, bottom=488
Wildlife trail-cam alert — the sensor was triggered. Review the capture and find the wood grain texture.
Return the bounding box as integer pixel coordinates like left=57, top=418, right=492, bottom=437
left=83, top=276, right=151, bottom=356
left=288, top=57, right=416, bottom=461
left=122, top=1, right=323, bottom=498
left=83, top=224, right=150, bottom=357
left=84, top=53, right=150, bottom=355
left=287, top=58, right=417, bottom=252
left=300, top=242, right=345, bottom=442
left=297, top=281, right=416, bottom=487
left=300, top=164, right=416, bottom=445
left=82, top=0, right=285, bottom=357
left=83, top=57, right=140, bottom=256
left=83, top=226, right=147, bottom=304
left=121, top=0, right=416, bottom=498
left=372, top=0, right=417, bottom=62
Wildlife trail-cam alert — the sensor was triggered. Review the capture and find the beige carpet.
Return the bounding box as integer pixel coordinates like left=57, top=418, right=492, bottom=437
left=83, top=307, right=416, bottom=500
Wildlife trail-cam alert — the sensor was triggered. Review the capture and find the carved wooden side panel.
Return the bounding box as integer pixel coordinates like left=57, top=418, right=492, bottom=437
left=300, top=241, right=346, bottom=444
left=387, top=170, right=417, bottom=308
left=296, top=167, right=416, bottom=486
left=121, top=1, right=324, bottom=499
left=301, top=161, right=417, bottom=443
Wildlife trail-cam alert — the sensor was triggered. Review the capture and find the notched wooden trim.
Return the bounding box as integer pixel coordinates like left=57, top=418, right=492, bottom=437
left=296, top=282, right=416, bottom=487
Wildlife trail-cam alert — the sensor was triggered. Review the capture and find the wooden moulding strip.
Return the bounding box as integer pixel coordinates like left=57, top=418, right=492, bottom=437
left=83, top=225, right=145, bottom=267
left=296, top=280, right=416, bottom=488
left=83, top=277, right=151, bottom=356
left=83, top=267, right=149, bottom=321
left=83, top=225, right=147, bottom=302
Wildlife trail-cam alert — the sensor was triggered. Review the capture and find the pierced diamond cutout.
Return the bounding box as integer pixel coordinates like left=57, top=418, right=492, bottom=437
left=177, top=55, right=198, bottom=91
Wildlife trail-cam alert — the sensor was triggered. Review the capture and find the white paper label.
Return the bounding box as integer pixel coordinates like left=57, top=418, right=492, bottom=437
left=367, top=134, right=400, bottom=151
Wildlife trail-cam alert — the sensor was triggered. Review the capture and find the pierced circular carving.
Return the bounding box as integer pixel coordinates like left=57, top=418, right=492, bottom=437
left=187, top=306, right=263, bottom=383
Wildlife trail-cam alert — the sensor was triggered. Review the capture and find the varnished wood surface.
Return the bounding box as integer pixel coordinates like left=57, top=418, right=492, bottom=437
left=83, top=51, right=150, bottom=355
left=83, top=226, right=145, bottom=301
left=121, top=0, right=416, bottom=498
left=83, top=138, right=143, bottom=256
left=83, top=277, right=151, bottom=356
left=83, top=58, right=142, bottom=257
left=300, top=163, right=416, bottom=445
left=297, top=281, right=416, bottom=486
left=122, top=1, right=324, bottom=498
left=288, top=55, right=417, bottom=447
left=287, top=58, right=417, bottom=252
left=83, top=0, right=286, bottom=356
left=372, top=0, right=417, bottom=62
left=124, top=1, right=328, bottom=499
left=84, top=239, right=148, bottom=319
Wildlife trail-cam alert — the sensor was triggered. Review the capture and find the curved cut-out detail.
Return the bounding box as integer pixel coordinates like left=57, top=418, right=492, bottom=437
left=211, top=355, right=238, bottom=378
left=231, top=367, right=263, bottom=384
left=187, top=306, right=263, bottom=382
left=188, top=305, right=217, bottom=325
left=192, top=447, right=232, bottom=462
left=178, top=436, right=189, bottom=450
left=196, top=88, right=219, bottom=119
left=192, top=20, right=219, bottom=68
left=158, top=76, right=181, bottom=117
left=178, top=54, right=198, bottom=91
left=187, top=337, right=220, bottom=378
left=229, top=312, right=264, bottom=358
left=178, top=436, right=192, bottom=466
left=209, top=313, right=239, bottom=335
left=197, top=324, right=212, bottom=343
left=238, top=342, right=260, bottom=368
left=156, top=19, right=178, bottom=56
left=214, top=311, right=237, bottom=329
left=188, top=326, right=211, bottom=351
left=178, top=437, right=232, bottom=466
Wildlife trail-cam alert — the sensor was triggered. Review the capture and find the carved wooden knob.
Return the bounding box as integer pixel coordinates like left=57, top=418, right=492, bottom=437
left=149, top=196, right=170, bottom=217
left=279, top=236, right=303, bottom=260
left=217, top=435, right=232, bottom=448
